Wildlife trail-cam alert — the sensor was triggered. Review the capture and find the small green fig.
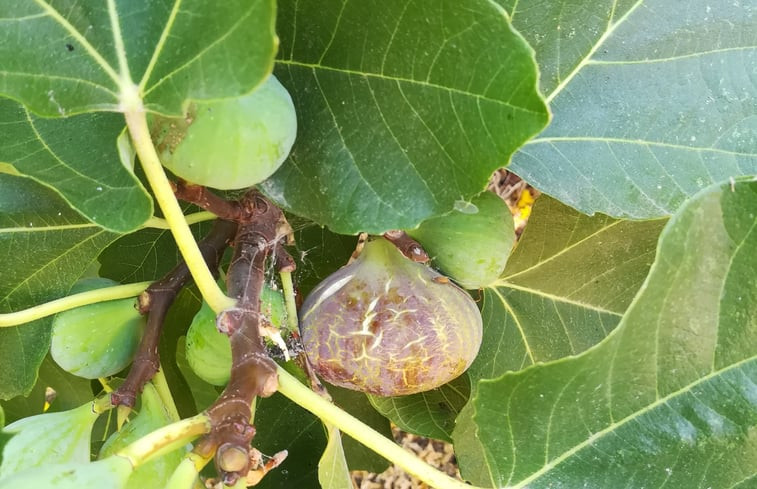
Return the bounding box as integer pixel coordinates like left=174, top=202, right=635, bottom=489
left=185, top=286, right=286, bottom=386
left=50, top=278, right=145, bottom=379
left=406, top=192, right=515, bottom=289
left=299, top=238, right=483, bottom=396
left=151, top=74, right=297, bottom=190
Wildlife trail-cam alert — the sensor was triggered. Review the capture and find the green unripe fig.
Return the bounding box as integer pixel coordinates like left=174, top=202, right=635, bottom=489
left=406, top=192, right=515, bottom=289
left=299, top=238, right=483, bottom=397
left=185, top=286, right=287, bottom=385
left=50, top=278, right=145, bottom=379
left=151, top=74, right=297, bottom=190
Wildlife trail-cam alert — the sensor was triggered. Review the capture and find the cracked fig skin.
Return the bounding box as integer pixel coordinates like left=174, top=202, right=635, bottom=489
left=299, top=238, right=483, bottom=396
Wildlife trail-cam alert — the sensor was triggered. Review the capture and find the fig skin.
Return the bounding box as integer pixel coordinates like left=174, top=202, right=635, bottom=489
left=50, top=278, right=145, bottom=379
left=151, top=74, right=296, bottom=190
left=406, top=192, right=515, bottom=289
left=299, top=238, right=483, bottom=396
left=185, top=286, right=286, bottom=386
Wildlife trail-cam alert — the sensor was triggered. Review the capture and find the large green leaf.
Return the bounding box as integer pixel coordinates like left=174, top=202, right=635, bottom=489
left=506, top=0, right=757, bottom=218
left=0, top=98, right=152, bottom=233
left=0, top=1, right=276, bottom=116
left=262, top=0, right=549, bottom=234
left=0, top=174, right=118, bottom=399
left=455, top=179, right=757, bottom=488
left=472, top=196, right=666, bottom=384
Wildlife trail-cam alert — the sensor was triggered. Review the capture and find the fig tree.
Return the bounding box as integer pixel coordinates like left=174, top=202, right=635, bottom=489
left=185, top=285, right=286, bottom=386
left=406, top=192, right=515, bottom=289
left=299, top=238, right=482, bottom=396
left=151, top=74, right=297, bottom=190
left=50, top=278, right=145, bottom=379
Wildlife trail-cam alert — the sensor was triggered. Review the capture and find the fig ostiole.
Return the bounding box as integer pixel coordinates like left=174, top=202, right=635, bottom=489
left=406, top=191, right=515, bottom=289
left=185, top=285, right=287, bottom=386
left=298, top=238, right=483, bottom=397
left=150, top=74, right=297, bottom=190
left=50, top=278, right=145, bottom=379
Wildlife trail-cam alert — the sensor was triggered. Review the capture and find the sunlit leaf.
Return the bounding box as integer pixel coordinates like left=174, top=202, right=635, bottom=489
left=506, top=0, right=757, bottom=218
left=0, top=456, right=132, bottom=489
left=456, top=179, right=757, bottom=487
left=318, top=425, right=352, bottom=489
left=0, top=402, right=99, bottom=478
left=471, top=196, right=666, bottom=385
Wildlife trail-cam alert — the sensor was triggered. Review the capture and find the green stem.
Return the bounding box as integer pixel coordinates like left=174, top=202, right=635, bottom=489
left=276, top=368, right=486, bottom=489
left=143, top=212, right=218, bottom=230
left=0, top=281, right=152, bottom=327
left=278, top=271, right=299, bottom=333
left=152, top=368, right=181, bottom=422
left=122, top=103, right=234, bottom=314
left=116, top=413, right=210, bottom=467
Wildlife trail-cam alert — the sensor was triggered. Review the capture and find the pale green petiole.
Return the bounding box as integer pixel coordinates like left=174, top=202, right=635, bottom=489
left=0, top=281, right=152, bottom=327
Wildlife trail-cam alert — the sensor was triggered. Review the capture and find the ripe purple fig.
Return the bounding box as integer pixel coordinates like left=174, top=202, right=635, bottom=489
left=299, top=238, right=482, bottom=396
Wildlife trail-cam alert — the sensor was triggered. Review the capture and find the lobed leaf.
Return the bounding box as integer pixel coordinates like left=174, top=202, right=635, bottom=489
left=0, top=174, right=118, bottom=399
left=456, top=179, right=757, bottom=487
left=506, top=0, right=757, bottom=218
left=262, top=0, right=549, bottom=234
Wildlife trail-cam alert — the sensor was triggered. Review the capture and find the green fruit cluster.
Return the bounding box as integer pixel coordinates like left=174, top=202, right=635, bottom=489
left=299, top=238, right=483, bottom=396
left=50, top=278, right=145, bottom=379
left=151, top=74, right=297, bottom=190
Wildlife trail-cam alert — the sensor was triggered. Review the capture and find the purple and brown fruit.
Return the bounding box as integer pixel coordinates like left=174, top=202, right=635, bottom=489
left=299, top=238, right=482, bottom=396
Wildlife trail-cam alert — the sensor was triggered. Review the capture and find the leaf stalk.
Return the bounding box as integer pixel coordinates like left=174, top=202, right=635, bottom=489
left=122, top=107, right=234, bottom=314
left=0, top=281, right=152, bottom=327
